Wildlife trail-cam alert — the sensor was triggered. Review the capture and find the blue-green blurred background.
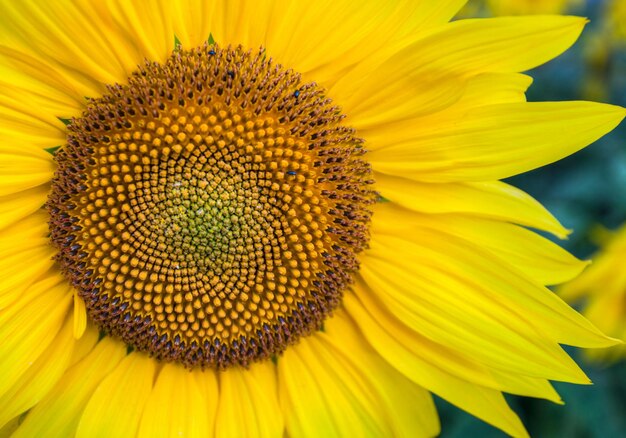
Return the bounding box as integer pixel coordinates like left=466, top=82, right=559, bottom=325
left=439, top=0, right=626, bottom=436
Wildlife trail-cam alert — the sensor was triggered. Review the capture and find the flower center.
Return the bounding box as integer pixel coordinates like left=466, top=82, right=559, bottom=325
left=47, top=44, right=375, bottom=369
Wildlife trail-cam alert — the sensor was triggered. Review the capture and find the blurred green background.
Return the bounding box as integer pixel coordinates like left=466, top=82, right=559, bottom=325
left=438, top=0, right=626, bottom=436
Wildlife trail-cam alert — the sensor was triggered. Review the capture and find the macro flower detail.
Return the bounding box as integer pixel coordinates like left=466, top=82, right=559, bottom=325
left=0, top=1, right=625, bottom=437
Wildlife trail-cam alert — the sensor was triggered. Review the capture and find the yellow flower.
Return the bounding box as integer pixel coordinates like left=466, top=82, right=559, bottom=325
left=0, top=1, right=624, bottom=437
left=560, top=225, right=626, bottom=361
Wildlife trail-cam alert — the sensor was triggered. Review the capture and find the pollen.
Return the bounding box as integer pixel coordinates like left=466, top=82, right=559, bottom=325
left=47, top=44, right=375, bottom=369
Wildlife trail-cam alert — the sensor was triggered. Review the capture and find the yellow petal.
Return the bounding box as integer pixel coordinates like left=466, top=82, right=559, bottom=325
left=371, top=202, right=619, bottom=350
left=0, top=240, right=56, bottom=310
left=485, top=0, right=577, bottom=15
left=260, top=1, right=403, bottom=78
left=0, top=276, right=71, bottom=399
left=0, top=185, right=49, bottom=232
left=0, top=211, right=56, bottom=308
left=0, top=1, right=175, bottom=98
left=398, top=212, right=587, bottom=285
left=0, top=315, right=74, bottom=429
left=198, top=0, right=400, bottom=79
left=0, top=120, right=64, bottom=153
left=0, top=99, right=64, bottom=141
left=73, top=290, right=87, bottom=339
left=0, top=270, right=64, bottom=327
left=193, top=370, right=220, bottom=433
left=325, top=311, right=441, bottom=437
left=0, top=2, right=117, bottom=92
left=394, top=0, right=468, bottom=36
left=172, top=0, right=215, bottom=49
left=338, top=15, right=564, bottom=126
left=216, top=361, right=283, bottom=438
left=0, top=45, right=85, bottom=113
left=105, top=0, right=174, bottom=65
left=375, top=175, right=569, bottom=238
left=0, top=93, right=65, bottom=136
left=0, top=55, right=82, bottom=124
left=356, top=71, right=532, bottom=151
left=69, top=323, right=101, bottom=367
left=279, top=331, right=388, bottom=437
left=174, top=0, right=466, bottom=51
left=12, top=337, right=126, bottom=438
left=0, top=209, right=48, bottom=239
left=405, top=16, right=585, bottom=73
left=138, top=363, right=214, bottom=438
left=279, top=309, right=440, bottom=437
left=440, top=72, right=532, bottom=107
left=351, top=71, right=532, bottom=131
left=348, top=276, right=562, bottom=403
left=335, top=13, right=584, bottom=123
left=0, top=150, right=54, bottom=196
left=174, top=0, right=466, bottom=88
left=369, top=101, right=626, bottom=181
left=360, top=247, right=588, bottom=383
left=343, top=293, right=529, bottom=438
left=76, top=353, right=156, bottom=438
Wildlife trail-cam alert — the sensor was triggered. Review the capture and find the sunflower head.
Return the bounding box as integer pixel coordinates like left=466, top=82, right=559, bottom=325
left=47, top=43, right=375, bottom=368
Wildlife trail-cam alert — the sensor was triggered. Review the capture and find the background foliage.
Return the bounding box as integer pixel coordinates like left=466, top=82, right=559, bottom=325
left=438, top=0, right=626, bottom=436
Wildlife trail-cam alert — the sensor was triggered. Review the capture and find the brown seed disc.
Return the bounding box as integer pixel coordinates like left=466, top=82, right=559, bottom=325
left=47, top=44, right=375, bottom=369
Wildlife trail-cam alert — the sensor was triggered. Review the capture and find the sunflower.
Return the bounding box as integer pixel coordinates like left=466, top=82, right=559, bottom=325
left=560, top=225, right=626, bottom=361
left=0, top=1, right=624, bottom=437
